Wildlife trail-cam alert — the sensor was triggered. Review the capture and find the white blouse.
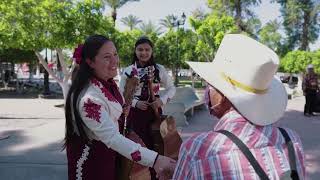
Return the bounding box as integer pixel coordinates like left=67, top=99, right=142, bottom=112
left=74, top=78, right=157, bottom=167
left=119, top=64, right=176, bottom=107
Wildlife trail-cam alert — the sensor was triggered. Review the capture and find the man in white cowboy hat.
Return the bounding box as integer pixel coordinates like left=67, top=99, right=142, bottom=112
left=302, top=64, right=318, bottom=116
left=173, top=34, right=305, bottom=180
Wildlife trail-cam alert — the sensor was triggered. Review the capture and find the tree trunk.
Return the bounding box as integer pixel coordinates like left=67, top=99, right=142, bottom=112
left=300, top=1, right=311, bottom=51
left=35, top=50, right=74, bottom=100
left=112, top=9, right=117, bottom=26
left=234, top=0, right=243, bottom=31
left=43, top=49, right=50, bottom=95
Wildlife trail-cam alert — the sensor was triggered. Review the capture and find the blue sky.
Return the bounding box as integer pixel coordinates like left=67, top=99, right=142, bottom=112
left=106, top=0, right=319, bottom=50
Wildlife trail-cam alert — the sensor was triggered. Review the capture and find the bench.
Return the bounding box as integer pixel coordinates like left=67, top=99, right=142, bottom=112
left=161, top=87, right=205, bottom=126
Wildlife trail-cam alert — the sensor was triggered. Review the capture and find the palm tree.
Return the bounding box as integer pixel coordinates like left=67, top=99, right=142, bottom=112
left=103, top=0, right=140, bottom=25
left=121, top=14, right=142, bottom=30
left=139, top=21, right=162, bottom=35
left=159, top=14, right=177, bottom=29
left=191, top=8, right=207, bottom=20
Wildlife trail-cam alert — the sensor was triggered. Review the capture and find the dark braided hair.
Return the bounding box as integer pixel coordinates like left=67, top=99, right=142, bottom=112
left=63, top=35, right=110, bottom=149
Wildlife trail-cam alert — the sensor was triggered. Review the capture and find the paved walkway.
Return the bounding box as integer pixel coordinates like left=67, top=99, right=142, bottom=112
left=0, top=96, right=319, bottom=179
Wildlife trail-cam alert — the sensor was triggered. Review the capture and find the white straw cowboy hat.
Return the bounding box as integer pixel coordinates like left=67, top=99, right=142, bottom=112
left=187, top=34, right=287, bottom=126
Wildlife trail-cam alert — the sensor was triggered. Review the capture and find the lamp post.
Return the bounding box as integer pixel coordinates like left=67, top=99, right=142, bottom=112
left=171, top=12, right=186, bottom=86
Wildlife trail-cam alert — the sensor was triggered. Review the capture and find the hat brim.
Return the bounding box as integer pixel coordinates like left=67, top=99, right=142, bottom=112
left=187, top=61, right=287, bottom=126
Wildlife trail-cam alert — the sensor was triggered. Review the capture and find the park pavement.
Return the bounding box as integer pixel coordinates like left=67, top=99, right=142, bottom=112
left=0, top=95, right=319, bottom=180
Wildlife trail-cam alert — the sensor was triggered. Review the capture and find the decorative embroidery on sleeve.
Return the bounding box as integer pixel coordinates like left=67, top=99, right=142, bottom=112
left=83, top=99, right=102, bottom=123
left=101, top=87, right=118, bottom=103
left=131, top=150, right=142, bottom=162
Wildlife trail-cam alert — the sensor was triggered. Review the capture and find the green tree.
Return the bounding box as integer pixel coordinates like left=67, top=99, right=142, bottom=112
left=139, top=21, right=162, bottom=36
left=159, top=15, right=177, bottom=30
left=155, top=29, right=198, bottom=85
left=120, top=14, right=142, bottom=30
left=207, top=0, right=261, bottom=35
left=191, top=7, right=208, bottom=20
left=0, top=0, right=114, bottom=98
left=280, top=50, right=320, bottom=73
left=258, top=20, right=284, bottom=56
left=190, top=14, right=238, bottom=62
left=275, top=0, right=320, bottom=51
left=111, top=29, right=142, bottom=67
left=103, top=0, right=140, bottom=25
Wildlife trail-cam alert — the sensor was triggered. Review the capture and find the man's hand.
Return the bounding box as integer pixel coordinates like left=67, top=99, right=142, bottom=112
left=151, top=97, right=163, bottom=109
left=136, top=101, right=149, bottom=110
left=153, top=155, right=176, bottom=180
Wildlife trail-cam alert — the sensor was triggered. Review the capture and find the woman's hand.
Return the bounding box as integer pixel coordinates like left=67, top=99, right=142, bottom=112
left=136, top=100, right=149, bottom=110
left=153, top=155, right=176, bottom=180
left=151, top=97, right=163, bottom=109
left=122, top=105, right=131, bottom=117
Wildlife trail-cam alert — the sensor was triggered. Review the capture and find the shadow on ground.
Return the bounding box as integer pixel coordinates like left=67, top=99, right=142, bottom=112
left=0, top=129, right=67, bottom=180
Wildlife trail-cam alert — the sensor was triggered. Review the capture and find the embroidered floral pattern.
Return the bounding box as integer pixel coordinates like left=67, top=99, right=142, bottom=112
left=153, top=84, right=160, bottom=94
left=131, top=150, right=142, bottom=162
left=90, top=79, right=101, bottom=87
left=76, top=145, right=90, bottom=180
left=131, top=67, right=138, bottom=76
left=101, top=87, right=118, bottom=103
left=84, top=99, right=101, bottom=123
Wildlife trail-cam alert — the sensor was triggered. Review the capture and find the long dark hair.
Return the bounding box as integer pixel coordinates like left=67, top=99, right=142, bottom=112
left=132, top=36, right=160, bottom=82
left=63, top=35, right=110, bottom=149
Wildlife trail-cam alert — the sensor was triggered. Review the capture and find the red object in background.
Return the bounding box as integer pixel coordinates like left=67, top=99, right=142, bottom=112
left=48, top=63, right=54, bottom=69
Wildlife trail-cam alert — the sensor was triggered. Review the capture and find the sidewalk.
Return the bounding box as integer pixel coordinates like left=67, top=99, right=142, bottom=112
left=0, top=96, right=319, bottom=179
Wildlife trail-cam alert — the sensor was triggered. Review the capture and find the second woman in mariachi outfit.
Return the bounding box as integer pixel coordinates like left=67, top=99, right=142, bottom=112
left=120, top=36, right=176, bottom=178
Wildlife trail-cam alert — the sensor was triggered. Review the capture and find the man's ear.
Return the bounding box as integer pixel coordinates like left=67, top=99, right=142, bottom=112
left=86, top=58, right=95, bottom=68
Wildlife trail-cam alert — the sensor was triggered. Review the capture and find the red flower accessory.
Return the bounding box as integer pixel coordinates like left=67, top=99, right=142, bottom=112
left=131, top=150, right=142, bottom=162
left=83, top=99, right=101, bottom=123
left=73, top=44, right=84, bottom=64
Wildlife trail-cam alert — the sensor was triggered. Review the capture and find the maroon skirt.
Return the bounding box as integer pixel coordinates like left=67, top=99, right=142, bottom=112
left=66, top=135, right=117, bottom=180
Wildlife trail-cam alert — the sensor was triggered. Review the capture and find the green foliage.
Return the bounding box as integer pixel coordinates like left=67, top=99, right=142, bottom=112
left=0, top=0, right=114, bottom=51
left=280, top=50, right=320, bottom=73
left=190, top=14, right=237, bottom=62
left=275, top=0, right=320, bottom=51
left=120, top=14, right=142, bottom=30
left=159, top=15, right=176, bottom=30
left=154, top=29, right=197, bottom=69
left=0, top=48, right=37, bottom=64
left=207, top=0, right=262, bottom=35
left=139, top=21, right=162, bottom=36
left=111, top=29, right=142, bottom=67
left=259, top=20, right=284, bottom=56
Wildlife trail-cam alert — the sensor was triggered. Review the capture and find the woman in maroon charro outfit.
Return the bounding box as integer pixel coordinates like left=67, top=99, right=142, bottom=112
left=120, top=37, right=176, bottom=179
left=63, top=35, right=176, bottom=180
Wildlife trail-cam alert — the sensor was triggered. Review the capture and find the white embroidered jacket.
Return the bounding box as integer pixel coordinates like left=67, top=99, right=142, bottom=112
left=119, top=64, right=176, bottom=107
left=75, top=78, right=157, bottom=167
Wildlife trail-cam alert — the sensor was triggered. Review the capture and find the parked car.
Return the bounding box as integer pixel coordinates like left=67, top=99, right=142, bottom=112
left=280, top=75, right=298, bottom=85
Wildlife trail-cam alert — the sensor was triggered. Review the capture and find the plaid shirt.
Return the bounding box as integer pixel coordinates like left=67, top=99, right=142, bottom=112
left=173, top=110, right=306, bottom=180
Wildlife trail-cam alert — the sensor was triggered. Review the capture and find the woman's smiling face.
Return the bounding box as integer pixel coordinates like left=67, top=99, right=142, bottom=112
left=88, top=41, right=119, bottom=81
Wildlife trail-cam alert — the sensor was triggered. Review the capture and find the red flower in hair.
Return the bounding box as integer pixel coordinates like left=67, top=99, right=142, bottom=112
left=73, top=44, right=84, bottom=64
